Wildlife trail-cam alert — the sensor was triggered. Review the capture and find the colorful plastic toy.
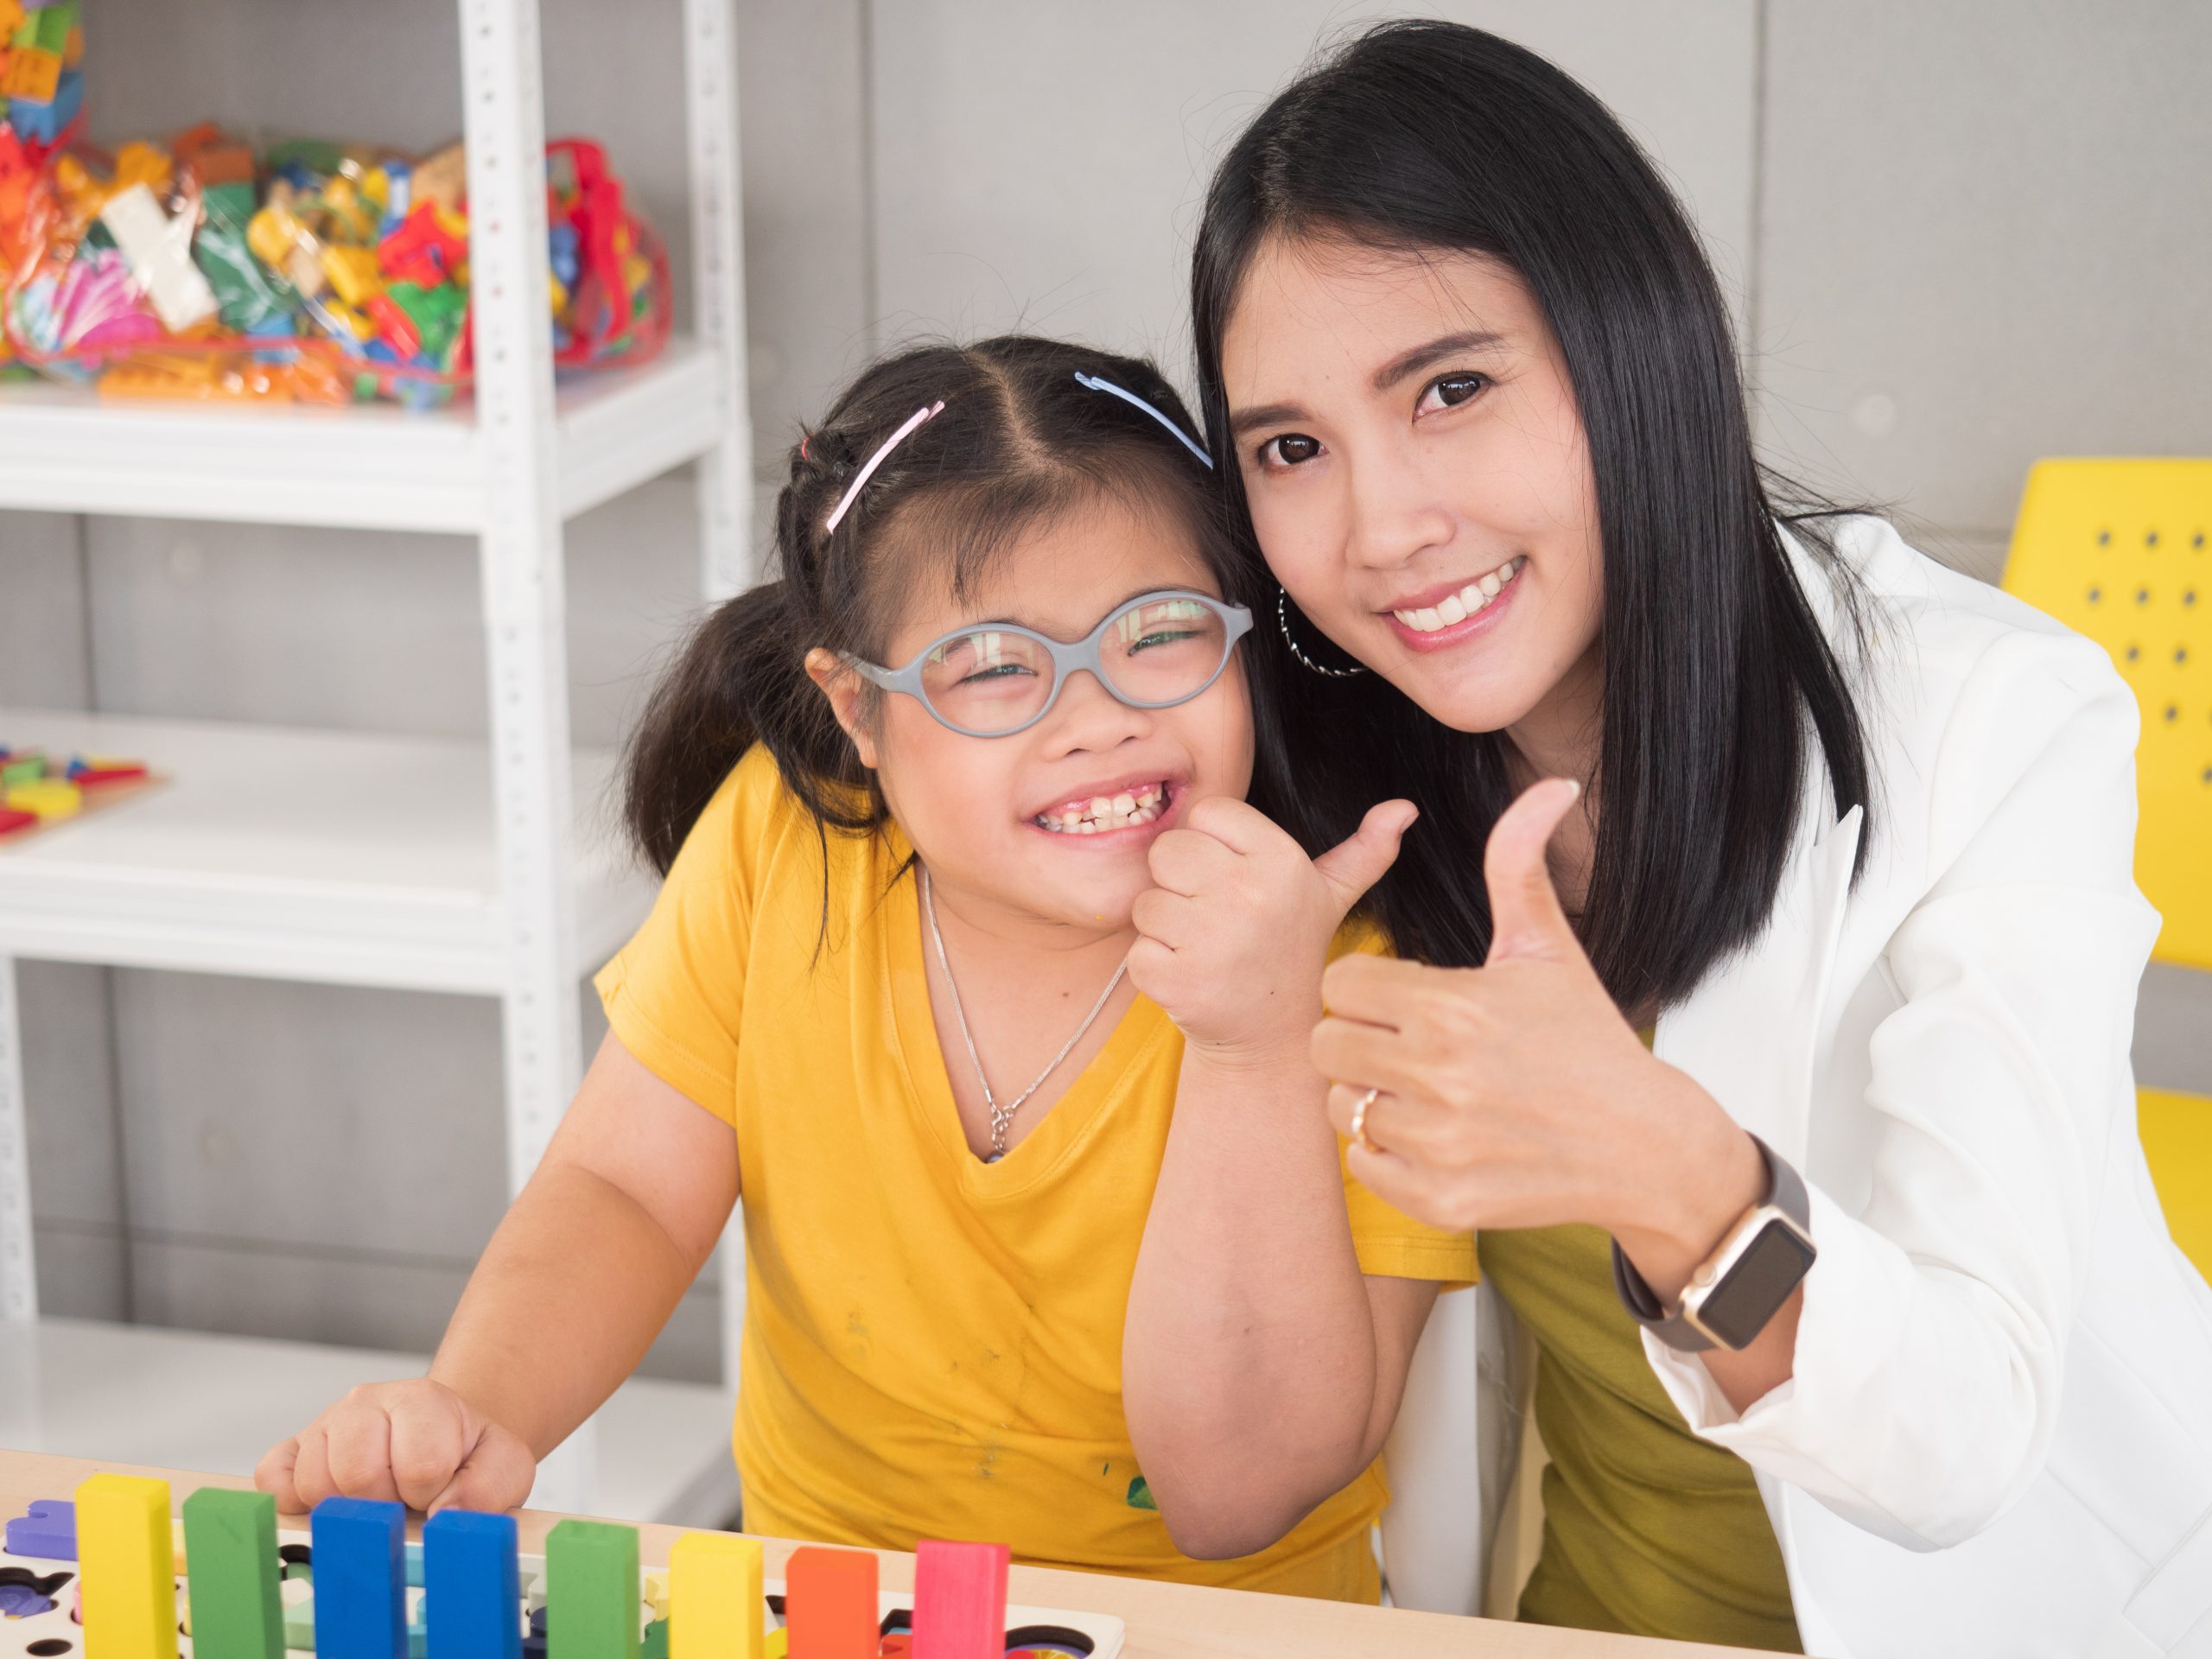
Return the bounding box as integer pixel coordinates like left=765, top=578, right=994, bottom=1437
left=0, top=1478, right=1127, bottom=1659
left=0, top=51, right=670, bottom=410
left=0, top=743, right=155, bottom=838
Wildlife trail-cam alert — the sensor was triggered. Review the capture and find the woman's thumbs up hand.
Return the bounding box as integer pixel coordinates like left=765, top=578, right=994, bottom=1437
left=1128, top=796, right=1416, bottom=1065
left=1480, top=777, right=1586, bottom=962
left=1314, top=777, right=1753, bottom=1242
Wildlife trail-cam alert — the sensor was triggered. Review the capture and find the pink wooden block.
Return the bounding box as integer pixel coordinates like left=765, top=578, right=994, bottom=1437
left=912, top=1540, right=1009, bottom=1659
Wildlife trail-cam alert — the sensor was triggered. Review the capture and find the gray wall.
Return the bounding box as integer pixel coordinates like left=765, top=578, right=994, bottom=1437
left=12, top=0, right=2209, bottom=1377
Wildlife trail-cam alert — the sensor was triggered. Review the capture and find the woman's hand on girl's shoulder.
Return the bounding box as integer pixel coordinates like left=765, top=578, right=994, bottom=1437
left=1128, top=795, right=1416, bottom=1065
left=254, top=1377, right=537, bottom=1516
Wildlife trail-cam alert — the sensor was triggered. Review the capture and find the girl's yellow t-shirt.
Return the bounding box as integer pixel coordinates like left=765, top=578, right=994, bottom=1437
left=594, top=747, right=1477, bottom=1602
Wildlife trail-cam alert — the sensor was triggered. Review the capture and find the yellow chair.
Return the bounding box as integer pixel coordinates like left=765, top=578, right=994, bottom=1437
left=2004, top=459, right=2212, bottom=1277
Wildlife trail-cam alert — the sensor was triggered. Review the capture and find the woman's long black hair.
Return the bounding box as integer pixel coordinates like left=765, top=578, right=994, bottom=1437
left=1192, top=19, right=1874, bottom=1013
left=622, top=334, right=1278, bottom=876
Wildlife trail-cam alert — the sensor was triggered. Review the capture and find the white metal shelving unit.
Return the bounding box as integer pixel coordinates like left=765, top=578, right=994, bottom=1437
left=0, top=0, right=753, bottom=1521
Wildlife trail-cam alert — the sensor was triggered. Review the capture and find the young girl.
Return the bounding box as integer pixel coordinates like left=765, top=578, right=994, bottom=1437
left=256, top=335, right=1475, bottom=1601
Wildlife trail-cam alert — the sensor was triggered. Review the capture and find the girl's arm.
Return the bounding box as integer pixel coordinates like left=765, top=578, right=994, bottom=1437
left=1124, top=1039, right=1438, bottom=1558
left=257, top=1032, right=738, bottom=1512
left=1122, top=794, right=1435, bottom=1558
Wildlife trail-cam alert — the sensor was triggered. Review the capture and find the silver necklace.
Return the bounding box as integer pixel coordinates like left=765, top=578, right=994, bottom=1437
left=920, top=867, right=1128, bottom=1162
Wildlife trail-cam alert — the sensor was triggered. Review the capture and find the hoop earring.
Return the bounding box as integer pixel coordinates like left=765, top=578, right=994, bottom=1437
left=1276, top=587, right=1366, bottom=678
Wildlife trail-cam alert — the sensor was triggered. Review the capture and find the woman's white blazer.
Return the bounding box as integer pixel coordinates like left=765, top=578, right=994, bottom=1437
left=1378, top=516, right=2212, bottom=1657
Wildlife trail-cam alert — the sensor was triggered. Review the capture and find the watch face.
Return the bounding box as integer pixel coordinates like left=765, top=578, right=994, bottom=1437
left=1699, top=1218, right=1817, bottom=1350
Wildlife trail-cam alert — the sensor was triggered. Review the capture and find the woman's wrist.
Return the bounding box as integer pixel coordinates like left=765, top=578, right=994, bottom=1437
left=1605, top=1068, right=1766, bottom=1304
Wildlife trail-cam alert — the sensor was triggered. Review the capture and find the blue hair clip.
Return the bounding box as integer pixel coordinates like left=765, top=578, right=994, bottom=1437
left=1073, top=372, right=1214, bottom=469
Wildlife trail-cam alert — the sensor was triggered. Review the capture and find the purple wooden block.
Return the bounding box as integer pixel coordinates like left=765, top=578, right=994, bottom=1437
left=3, top=1499, right=76, bottom=1560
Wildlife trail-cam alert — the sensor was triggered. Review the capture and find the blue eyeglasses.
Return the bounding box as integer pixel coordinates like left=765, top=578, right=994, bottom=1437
left=843, top=589, right=1253, bottom=737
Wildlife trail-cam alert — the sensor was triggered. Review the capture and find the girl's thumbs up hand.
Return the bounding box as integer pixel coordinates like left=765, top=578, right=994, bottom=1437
left=1128, top=796, right=1416, bottom=1065
left=1314, top=779, right=1754, bottom=1246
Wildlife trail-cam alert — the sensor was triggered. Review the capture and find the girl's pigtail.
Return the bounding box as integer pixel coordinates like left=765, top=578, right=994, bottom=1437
left=622, top=582, right=791, bottom=874
left=622, top=431, right=868, bottom=874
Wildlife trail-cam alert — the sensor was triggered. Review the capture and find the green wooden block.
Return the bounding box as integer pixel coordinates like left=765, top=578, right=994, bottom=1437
left=181, top=1488, right=285, bottom=1659
left=639, top=1619, right=666, bottom=1659
left=545, top=1520, right=640, bottom=1659
left=2, top=754, right=46, bottom=786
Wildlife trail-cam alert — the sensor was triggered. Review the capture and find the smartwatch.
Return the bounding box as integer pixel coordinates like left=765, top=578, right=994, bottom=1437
left=1611, top=1134, right=1816, bottom=1352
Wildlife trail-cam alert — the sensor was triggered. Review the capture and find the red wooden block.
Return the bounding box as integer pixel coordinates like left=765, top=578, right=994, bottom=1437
left=912, top=1541, right=1008, bottom=1659
left=0, top=807, right=39, bottom=836
left=782, top=1548, right=877, bottom=1659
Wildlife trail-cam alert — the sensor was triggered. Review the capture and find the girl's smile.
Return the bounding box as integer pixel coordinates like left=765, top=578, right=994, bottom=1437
left=1026, top=773, right=1187, bottom=842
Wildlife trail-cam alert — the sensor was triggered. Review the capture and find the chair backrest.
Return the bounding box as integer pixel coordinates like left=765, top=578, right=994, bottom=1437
left=2003, top=459, right=2212, bottom=969
left=1378, top=1282, right=1525, bottom=1615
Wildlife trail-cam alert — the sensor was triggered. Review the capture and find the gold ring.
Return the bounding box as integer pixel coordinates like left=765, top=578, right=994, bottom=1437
left=1349, top=1086, right=1381, bottom=1153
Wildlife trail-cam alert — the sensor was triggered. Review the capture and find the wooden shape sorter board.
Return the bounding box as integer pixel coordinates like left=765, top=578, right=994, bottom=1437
left=0, top=1522, right=1125, bottom=1659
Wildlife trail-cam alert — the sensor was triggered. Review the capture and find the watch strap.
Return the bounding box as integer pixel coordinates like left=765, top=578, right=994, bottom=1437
left=1611, top=1134, right=1811, bottom=1352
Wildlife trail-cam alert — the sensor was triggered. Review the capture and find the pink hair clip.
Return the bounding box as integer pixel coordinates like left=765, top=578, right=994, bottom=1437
left=824, top=400, right=945, bottom=534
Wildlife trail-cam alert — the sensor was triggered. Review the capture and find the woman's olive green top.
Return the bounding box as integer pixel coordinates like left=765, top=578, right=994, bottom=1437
left=1474, top=1029, right=1802, bottom=1652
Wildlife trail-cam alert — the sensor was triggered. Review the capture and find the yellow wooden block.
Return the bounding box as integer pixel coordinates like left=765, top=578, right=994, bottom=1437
left=77, top=1473, right=181, bottom=1659
left=2142, top=1087, right=2212, bottom=1281
left=641, top=1569, right=671, bottom=1622
left=762, top=1631, right=785, bottom=1659
left=669, top=1532, right=763, bottom=1659
left=7, top=779, right=81, bottom=820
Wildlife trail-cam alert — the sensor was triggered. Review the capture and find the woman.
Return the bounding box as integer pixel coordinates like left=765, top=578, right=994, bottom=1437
left=1181, top=20, right=2212, bottom=1658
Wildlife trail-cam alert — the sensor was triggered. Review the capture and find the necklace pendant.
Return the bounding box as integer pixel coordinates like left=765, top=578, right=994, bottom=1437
left=985, top=1148, right=1005, bottom=1165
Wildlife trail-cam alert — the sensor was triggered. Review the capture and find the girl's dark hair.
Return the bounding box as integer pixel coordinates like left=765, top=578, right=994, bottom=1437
left=1192, top=19, right=1875, bottom=1013
left=624, top=334, right=1272, bottom=875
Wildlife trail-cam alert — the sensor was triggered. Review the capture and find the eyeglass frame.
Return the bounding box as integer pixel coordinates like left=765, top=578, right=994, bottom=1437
left=840, top=588, right=1255, bottom=738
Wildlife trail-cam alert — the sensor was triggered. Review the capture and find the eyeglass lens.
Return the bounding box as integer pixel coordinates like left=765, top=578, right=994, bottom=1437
left=917, top=595, right=1232, bottom=734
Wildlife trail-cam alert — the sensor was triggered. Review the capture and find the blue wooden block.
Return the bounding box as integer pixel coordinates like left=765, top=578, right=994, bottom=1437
left=3, top=1498, right=75, bottom=1560
left=424, top=1510, right=521, bottom=1659
left=313, top=1497, right=409, bottom=1659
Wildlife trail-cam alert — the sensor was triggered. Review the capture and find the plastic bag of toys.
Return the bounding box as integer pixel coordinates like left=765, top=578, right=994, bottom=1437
left=0, top=124, right=671, bottom=409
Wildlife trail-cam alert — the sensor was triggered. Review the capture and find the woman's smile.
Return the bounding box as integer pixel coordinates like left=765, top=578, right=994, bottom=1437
left=1381, top=555, right=1527, bottom=652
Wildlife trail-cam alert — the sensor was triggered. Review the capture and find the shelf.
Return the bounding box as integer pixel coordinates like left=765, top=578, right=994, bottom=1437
left=0, top=1316, right=739, bottom=1527
left=0, top=337, right=722, bottom=534
left=0, top=710, right=654, bottom=995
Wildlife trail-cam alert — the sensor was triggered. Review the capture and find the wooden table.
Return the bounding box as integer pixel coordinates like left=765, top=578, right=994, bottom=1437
left=0, top=1450, right=1761, bottom=1658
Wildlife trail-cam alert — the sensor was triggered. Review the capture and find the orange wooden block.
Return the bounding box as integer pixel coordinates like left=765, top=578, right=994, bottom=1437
left=781, top=1548, right=875, bottom=1659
